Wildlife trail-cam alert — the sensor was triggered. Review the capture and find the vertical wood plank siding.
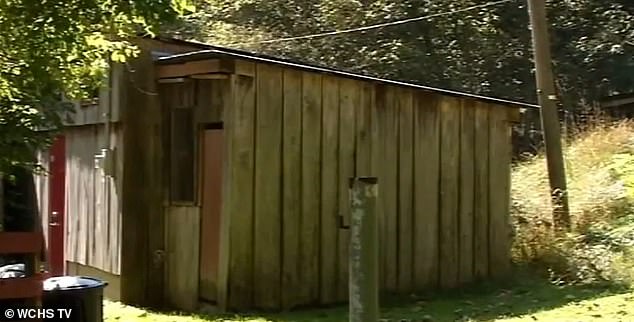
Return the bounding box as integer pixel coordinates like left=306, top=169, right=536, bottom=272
left=120, top=52, right=165, bottom=306
left=226, top=72, right=257, bottom=309
left=413, top=92, right=440, bottom=289
left=336, top=79, right=357, bottom=301
left=165, top=206, right=200, bottom=310
left=58, top=39, right=212, bottom=310
left=301, top=72, right=323, bottom=305
left=253, top=64, right=284, bottom=309
left=397, top=88, right=414, bottom=293
left=439, top=97, right=461, bottom=289
left=64, top=125, right=123, bottom=275
left=281, top=69, right=303, bottom=309
left=459, top=100, right=476, bottom=285
left=118, top=38, right=207, bottom=307
left=473, top=102, right=490, bottom=279
left=179, top=61, right=517, bottom=311
left=488, top=107, right=514, bottom=278
left=381, top=87, right=399, bottom=293
left=371, top=86, right=387, bottom=290
left=160, top=78, right=228, bottom=309
left=319, top=75, right=339, bottom=305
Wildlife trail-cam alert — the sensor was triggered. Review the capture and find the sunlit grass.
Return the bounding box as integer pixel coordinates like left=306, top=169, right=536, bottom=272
left=503, top=292, right=634, bottom=322
left=105, top=276, right=632, bottom=322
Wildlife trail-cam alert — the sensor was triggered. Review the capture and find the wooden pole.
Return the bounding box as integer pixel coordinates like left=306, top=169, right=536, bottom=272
left=348, top=177, right=379, bottom=322
left=526, top=0, right=571, bottom=230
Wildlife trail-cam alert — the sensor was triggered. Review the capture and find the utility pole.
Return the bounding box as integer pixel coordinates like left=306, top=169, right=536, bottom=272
left=526, top=0, right=571, bottom=231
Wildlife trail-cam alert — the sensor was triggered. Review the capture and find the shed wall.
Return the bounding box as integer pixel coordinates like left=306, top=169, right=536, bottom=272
left=119, top=38, right=209, bottom=307
left=64, top=124, right=124, bottom=275
left=34, top=63, right=124, bottom=275
left=220, top=61, right=517, bottom=310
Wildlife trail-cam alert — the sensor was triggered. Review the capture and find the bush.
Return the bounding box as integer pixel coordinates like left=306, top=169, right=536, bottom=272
left=512, top=120, right=634, bottom=286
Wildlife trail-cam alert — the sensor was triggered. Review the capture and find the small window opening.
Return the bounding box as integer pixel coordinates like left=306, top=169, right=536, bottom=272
left=169, top=82, right=196, bottom=203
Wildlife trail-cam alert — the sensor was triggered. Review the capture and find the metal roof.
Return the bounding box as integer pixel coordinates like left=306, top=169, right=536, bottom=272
left=600, top=93, right=634, bottom=108
left=153, top=36, right=538, bottom=109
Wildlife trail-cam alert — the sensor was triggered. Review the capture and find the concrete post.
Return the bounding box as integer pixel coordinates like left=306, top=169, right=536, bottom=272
left=348, top=176, right=379, bottom=322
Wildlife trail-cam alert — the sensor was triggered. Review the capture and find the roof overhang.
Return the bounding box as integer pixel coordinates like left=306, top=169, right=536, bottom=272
left=600, top=93, right=634, bottom=108
left=151, top=37, right=538, bottom=110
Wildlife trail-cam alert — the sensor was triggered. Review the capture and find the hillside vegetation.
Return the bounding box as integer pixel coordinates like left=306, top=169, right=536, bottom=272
left=512, top=120, right=634, bottom=286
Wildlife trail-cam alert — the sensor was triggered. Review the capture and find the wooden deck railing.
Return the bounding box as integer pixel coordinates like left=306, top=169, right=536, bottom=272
left=0, top=231, right=47, bottom=322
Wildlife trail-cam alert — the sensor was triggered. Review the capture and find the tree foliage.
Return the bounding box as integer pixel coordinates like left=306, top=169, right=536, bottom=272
left=171, top=0, right=633, bottom=107
left=3, top=0, right=629, bottom=172
left=0, top=0, right=189, bottom=173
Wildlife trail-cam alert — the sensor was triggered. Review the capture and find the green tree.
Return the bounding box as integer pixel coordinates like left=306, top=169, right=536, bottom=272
left=171, top=0, right=633, bottom=107
left=0, top=0, right=191, bottom=174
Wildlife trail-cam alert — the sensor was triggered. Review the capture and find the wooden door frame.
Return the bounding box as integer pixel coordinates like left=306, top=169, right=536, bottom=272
left=198, top=123, right=224, bottom=304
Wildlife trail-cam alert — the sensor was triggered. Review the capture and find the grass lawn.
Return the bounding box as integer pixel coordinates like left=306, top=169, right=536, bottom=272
left=104, top=275, right=633, bottom=322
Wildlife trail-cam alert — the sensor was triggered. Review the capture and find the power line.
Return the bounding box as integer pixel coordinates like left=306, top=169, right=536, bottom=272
left=226, top=0, right=517, bottom=46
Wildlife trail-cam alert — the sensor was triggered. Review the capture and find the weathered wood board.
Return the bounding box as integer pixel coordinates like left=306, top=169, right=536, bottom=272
left=301, top=72, right=322, bottom=305
left=253, top=64, right=283, bottom=309
left=165, top=206, right=200, bottom=311
left=473, top=103, right=490, bottom=280
left=320, top=75, right=339, bottom=304
left=439, top=97, right=461, bottom=289
left=337, top=78, right=358, bottom=300
left=488, top=107, right=513, bottom=279
left=397, top=88, right=414, bottom=293
left=382, top=86, right=399, bottom=293
left=459, top=100, right=475, bottom=285
left=413, top=92, right=441, bottom=289
left=225, top=73, right=256, bottom=310
left=281, top=69, right=303, bottom=309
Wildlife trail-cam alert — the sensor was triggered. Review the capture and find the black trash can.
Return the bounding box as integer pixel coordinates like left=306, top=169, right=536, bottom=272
left=42, top=276, right=107, bottom=322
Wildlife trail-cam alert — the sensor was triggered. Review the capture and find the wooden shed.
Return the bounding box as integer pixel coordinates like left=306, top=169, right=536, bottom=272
left=32, top=37, right=208, bottom=301
left=600, top=93, right=634, bottom=119
left=35, top=36, right=529, bottom=313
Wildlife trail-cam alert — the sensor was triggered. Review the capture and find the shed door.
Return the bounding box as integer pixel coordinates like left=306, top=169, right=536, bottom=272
left=48, top=135, right=66, bottom=276
left=199, top=127, right=224, bottom=302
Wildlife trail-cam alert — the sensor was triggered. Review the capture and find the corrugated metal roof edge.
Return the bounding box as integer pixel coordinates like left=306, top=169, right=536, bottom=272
left=152, top=36, right=538, bottom=110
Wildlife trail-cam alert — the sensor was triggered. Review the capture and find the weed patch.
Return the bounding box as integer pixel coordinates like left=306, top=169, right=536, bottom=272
left=512, top=120, right=634, bottom=287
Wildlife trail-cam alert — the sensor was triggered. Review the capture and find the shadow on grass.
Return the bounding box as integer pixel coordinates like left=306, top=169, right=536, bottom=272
left=109, top=272, right=630, bottom=322
left=221, top=273, right=629, bottom=322
left=375, top=275, right=630, bottom=322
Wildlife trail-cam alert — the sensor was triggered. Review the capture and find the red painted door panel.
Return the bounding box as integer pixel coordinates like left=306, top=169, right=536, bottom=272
left=199, top=129, right=224, bottom=302
left=48, top=135, right=65, bottom=276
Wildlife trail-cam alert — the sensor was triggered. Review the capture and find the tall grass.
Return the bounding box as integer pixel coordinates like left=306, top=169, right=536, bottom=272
left=512, top=120, right=634, bottom=286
